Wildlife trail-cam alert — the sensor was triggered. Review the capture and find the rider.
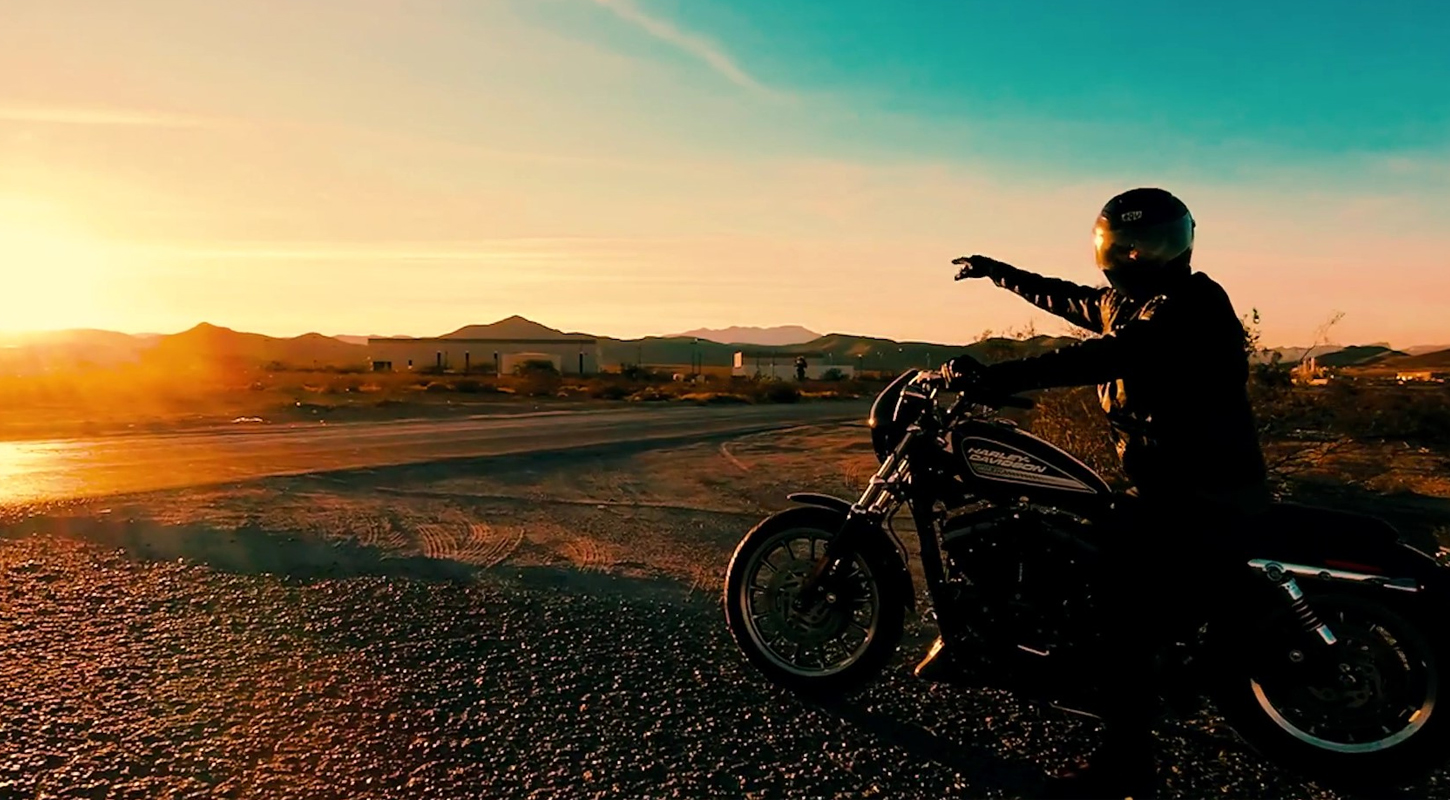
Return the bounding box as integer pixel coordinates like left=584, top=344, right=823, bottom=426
left=921, top=187, right=1270, bottom=798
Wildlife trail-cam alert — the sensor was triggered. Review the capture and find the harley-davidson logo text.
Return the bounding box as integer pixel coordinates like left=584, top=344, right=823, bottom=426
left=966, top=447, right=1049, bottom=474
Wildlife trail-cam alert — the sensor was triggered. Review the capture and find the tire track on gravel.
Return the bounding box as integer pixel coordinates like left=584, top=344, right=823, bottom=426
left=717, top=423, right=846, bottom=474
left=410, top=519, right=524, bottom=569
left=458, top=522, right=525, bottom=568
left=562, top=537, right=612, bottom=572
left=354, top=515, right=406, bottom=551
left=414, top=523, right=456, bottom=561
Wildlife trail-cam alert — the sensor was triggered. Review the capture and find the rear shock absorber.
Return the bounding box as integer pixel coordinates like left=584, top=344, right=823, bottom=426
left=1263, top=563, right=1337, bottom=646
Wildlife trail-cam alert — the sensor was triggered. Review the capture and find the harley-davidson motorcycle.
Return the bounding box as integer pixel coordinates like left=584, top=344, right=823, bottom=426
left=724, top=368, right=1450, bottom=787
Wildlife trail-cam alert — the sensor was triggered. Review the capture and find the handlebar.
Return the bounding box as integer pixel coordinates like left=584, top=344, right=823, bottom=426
left=910, top=370, right=1035, bottom=411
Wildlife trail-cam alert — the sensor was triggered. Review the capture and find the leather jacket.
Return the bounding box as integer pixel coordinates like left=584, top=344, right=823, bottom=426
left=981, top=264, right=1269, bottom=496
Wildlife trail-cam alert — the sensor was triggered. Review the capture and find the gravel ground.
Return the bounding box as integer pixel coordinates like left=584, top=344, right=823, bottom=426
left=3, top=531, right=1424, bottom=800
left=1, top=426, right=1445, bottom=799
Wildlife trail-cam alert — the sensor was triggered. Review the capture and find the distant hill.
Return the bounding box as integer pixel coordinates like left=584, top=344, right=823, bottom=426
left=1257, top=345, right=1346, bottom=365
left=1375, top=348, right=1450, bottom=370
left=144, top=323, right=366, bottom=370
left=1405, top=344, right=1450, bottom=357
left=1315, top=345, right=1406, bottom=368
left=55, top=314, right=1450, bottom=377
left=0, top=328, right=156, bottom=373
left=0, top=316, right=1083, bottom=376
left=670, top=325, right=822, bottom=346
left=584, top=327, right=1080, bottom=373
left=443, top=315, right=590, bottom=340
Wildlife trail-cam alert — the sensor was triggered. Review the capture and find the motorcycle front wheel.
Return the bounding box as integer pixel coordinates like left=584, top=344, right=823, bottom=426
left=723, top=506, right=906, bottom=697
left=1217, top=593, right=1450, bottom=790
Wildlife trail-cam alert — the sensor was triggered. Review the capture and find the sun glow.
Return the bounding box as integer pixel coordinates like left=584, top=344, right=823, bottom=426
left=0, top=211, right=116, bottom=333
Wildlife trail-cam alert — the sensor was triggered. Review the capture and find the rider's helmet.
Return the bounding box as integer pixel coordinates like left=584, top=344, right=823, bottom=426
left=1093, top=188, right=1195, bottom=300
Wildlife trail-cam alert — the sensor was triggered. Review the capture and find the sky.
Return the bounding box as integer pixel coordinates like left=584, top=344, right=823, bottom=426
left=1, top=0, right=1447, bottom=347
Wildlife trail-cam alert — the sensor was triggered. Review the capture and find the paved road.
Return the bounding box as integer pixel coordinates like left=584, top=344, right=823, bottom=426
left=0, top=401, right=869, bottom=505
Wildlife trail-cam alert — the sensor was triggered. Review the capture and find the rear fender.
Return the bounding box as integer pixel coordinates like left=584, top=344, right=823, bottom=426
left=784, top=494, right=916, bottom=611
left=1247, top=503, right=1449, bottom=594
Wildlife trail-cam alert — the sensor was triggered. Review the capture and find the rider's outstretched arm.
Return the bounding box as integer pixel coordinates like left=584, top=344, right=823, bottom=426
left=981, top=308, right=1170, bottom=393
left=988, top=262, right=1107, bottom=333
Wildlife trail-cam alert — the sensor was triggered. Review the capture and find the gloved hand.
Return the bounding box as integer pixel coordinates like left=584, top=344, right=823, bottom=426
left=952, top=255, right=1011, bottom=281
left=940, top=354, right=985, bottom=391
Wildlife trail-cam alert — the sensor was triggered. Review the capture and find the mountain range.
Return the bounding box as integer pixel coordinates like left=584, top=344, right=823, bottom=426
left=2, top=317, right=1446, bottom=375
left=667, top=326, right=822, bottom=346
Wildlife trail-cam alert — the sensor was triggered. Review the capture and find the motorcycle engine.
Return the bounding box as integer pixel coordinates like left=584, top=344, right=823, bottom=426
left=939, top=507, right=1102, bottom=658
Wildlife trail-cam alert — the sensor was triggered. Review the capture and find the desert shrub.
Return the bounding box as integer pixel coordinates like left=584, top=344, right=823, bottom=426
left=629, top=387, right=671, bottom=402
left=1026, top=386, right=1124, bottom=485
left=518, top=376, right=561, bottom=397
left=820, top=368, right=846, bottom=382
left=1247, top=367, right=1450, bottom=452
left=589, top=383, right=631, bottom=401
left=680, top=392, right=752, bottom=405
left=423, top=381, right=451, bottom=393
left=514, top=359, right=559, bottom=377
left=1316, top=383, right=1450, bottom=448
left=618, top=364, right=657, bottom=381
left=452, top=378, right=489, bottom=394
left=764, top=383, right=802, bottom=404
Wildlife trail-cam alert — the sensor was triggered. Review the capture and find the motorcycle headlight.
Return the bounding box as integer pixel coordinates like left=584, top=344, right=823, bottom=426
left=869, top=369, right=921, bottom=462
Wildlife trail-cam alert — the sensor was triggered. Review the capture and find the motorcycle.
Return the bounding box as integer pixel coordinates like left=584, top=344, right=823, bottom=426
left=723, top=367, right=1450, bottom=788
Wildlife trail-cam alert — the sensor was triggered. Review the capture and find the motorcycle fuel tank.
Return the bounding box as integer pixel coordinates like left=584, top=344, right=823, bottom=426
left=951, top=420, right=1111, bottom=501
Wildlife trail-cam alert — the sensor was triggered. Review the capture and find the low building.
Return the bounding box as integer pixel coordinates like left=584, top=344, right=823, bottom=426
left=368, top=337, right=598, bottom=374
left=731, top=350, right=855, bottom=380
left=1397, top=370, right=1441, bottom=383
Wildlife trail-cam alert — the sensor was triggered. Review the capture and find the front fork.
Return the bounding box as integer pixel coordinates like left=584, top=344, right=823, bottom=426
left=796, top=430, right=915, bottom=607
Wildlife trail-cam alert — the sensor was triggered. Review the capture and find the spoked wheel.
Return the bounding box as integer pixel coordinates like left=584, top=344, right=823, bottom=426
left=724, top=507, right=905, bottom=696
left=1220, top=594, right=1450, bottom=788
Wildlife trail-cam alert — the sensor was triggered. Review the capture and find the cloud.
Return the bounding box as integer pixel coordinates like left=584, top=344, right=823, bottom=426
left=590, top=0, right=786, bottom=100
left=0, top=107, right=213, bottom=128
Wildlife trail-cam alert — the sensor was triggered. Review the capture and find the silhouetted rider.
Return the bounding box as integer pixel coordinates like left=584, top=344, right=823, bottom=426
left=924, top=188, right=1270, bottom=799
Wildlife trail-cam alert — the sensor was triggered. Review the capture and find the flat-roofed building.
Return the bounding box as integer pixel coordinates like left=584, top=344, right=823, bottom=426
left=368, top=337, right=599, bottom=374
left=731, top=350, right=855, bottom=380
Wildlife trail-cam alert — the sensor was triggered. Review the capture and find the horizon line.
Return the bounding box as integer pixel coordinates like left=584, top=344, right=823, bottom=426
left=1, top=319, right=1444, bottom=353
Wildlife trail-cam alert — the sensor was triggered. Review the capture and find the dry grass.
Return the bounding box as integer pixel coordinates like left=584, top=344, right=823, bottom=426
left=1023, top=370, right=1450, bottom=494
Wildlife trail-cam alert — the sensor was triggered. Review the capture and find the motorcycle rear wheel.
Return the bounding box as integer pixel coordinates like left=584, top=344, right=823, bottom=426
left=1217, top=593, right=1450, bottom=790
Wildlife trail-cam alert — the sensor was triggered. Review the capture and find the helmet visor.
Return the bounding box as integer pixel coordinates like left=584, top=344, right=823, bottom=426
left=1093, top=214, right=1194, bottom=271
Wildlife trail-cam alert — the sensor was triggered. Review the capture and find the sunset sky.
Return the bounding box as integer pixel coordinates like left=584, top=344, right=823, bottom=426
left=2, top=0, right=1447, bottom=347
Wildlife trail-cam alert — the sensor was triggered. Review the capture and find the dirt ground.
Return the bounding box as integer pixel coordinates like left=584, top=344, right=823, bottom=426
left=9, top=423, right=882, bottom=596
left=23, top=424, right=1448, bottom=587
